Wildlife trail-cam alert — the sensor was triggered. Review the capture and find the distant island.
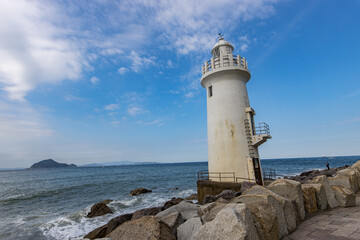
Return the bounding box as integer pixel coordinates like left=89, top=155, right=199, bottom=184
left=81, top=160, right=158, bottom=167
left=30, top=159, right=77, bottom=168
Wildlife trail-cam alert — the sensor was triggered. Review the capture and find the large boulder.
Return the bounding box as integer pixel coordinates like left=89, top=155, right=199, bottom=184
left=185, top=194, right=198, bottom=201
left=106, top=213, right=133, bottom=235
left=336, top=168, right=360, bottom=192
left=267, top=179, right=306, bottom=221
left=177, top=217, right=202, bottom=240
left=87, top=201, right=113, bottom=218
left=240, top=181, right=256, bottom=194
left=156, top=201, right=200, bottom=221
left=242, top=185, right=297, bottom=233
left=301, top=184, right=318, bottom=214
left=311, top=175, right=339, bottom=208
left=107, top=216, right=175, bottom=240
left=84, top=225, right=107, bottom=240
left=197, top=202, right=227, bottom=223
left=84, top=213, right=133, bottom=239
left=351, top=160, right=360, bottom=171
left=162, top=197, right=184, bottom=210
left=132, top=206, right=161, bottom=220
left=202, top=190, right=239, bottom=204
left=156, top=211, right=184, bottom=235
left=130, top=188, right=152, bottom=196
left=193, top=203, right=259, bottom=240
left=232, top=193, right=285, bottom=239
left=329, top=175, right=358, bottom=193
left=303, top=183, right=327, bottom=210
left=331, top=185, right=356, bottom=207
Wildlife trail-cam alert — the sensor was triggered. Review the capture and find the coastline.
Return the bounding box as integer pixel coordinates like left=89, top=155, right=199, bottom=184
left=83, top=159, right=360, bottom=239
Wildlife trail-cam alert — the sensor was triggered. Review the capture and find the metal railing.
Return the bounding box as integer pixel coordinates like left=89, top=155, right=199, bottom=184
left=263, top=168, right=277, bottom=180
left=197, top=171, right=235, bottom=182
left=202, top=54, right=248, bottom=75
left=255, top=122, right=270, bottom=136
left=198, top=171, right=257, bottom=183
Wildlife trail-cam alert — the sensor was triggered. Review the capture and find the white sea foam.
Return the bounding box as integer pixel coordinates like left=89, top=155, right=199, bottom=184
left=40, top=188, right=196, bottom=239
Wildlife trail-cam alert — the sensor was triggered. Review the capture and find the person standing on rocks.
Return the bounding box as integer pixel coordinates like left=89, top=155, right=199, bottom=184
left=326, top=162, right=330, bottom=170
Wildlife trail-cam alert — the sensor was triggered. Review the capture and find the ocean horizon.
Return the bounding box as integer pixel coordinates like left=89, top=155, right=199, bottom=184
left=1, top=155, right=359, bottom=239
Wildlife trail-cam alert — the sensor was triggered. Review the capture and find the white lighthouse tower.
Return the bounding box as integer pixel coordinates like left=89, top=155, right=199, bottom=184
left=201, top=36, right=271, bottom=185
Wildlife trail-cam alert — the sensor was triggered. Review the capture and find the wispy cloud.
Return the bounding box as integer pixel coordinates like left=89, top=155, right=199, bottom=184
left=0, top=0, right=280, bottom=101
left=90, top=76, right=100, bottom=85
left=105, top=104, right=119, bottom=111
left=128, top=51, right=155, bottom=73
left=118, top=67, right=128, bottom=75
left=64, top=94, right=85, bottom=102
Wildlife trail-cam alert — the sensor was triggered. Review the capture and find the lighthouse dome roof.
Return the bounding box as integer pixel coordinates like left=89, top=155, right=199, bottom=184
left=211, top=37, right=234, bottom=55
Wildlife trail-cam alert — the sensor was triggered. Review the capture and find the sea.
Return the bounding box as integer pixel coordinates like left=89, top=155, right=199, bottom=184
left=1, top=155, right=359, bottom=240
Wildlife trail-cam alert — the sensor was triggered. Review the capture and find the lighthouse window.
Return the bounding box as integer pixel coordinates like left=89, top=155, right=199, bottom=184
left=208, top=86, right=213, bottom=97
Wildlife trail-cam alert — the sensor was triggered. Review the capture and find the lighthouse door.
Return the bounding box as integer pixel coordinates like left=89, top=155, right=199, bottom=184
left=252, top=158, right=263, bottom=185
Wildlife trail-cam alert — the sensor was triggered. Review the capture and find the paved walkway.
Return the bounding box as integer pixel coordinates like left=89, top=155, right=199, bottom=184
left=289, top=193, right=360, bottom=240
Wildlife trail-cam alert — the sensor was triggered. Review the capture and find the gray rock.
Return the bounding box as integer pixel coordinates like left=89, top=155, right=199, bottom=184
left=87, top=202, right=113, bottom=218
left=84, top=213, right=133, bottom=239
left=197, top=201, right=227, bottom=223
left=156, top=201, right=200, bottom=221
left=242, top=185, right=296, bottom=233
left=106, top=216, right=176, bottom=240
left=177, top=217, right=202, bottom=240
left=240, top=181, right=256, bottom=193
left=202, top=195, right=218, bottom=204
left=301, top=184, right=318, bottom=215
left=331, top=185, right=356, bottom=207
left=302, top=183, right=327, bottom=210
left=185, top=194, right=198, bottom=201
left=130, top=188, right=152, bottom=196
left=351, top=160, right=360, bottom=171
left=233, top=193, right=286, bottom=239
left=106, top=213, right=133, bottom=235
left=268, top=179, right=306, bottom=221
left=333, top=169, right=359, bottom=192
left=156, top=211, right=184, bottom=235
left=162, top=197, right=184, bottom=210
left=132, top=207, right=161, bottom=220
left=311, top=175, right=339, bottom=208
left=193, top=203, right=259, bottom=240
left=215, top=190, right=238, bottom=200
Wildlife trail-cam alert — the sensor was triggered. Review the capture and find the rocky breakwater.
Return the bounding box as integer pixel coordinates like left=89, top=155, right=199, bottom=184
left=84, top=160, right=360, bottom=240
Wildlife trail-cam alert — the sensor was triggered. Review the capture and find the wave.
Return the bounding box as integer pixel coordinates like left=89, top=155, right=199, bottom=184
left=40, top=188, right=196, bottom=240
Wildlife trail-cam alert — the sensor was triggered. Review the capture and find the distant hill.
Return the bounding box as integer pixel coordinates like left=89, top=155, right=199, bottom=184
left=30, top=159, right=77, bottom=168
left=81, top=160, right=158, bottom=167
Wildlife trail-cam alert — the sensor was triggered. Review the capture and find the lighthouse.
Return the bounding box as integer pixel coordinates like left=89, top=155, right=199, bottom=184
left=200, top=36, right=271, bottom=185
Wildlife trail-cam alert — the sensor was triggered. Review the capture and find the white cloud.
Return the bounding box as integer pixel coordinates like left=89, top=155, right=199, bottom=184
left=118, top=67, right=128, bottom=75
left=128, top=51, right=155, bottom=73
left=128, top=106, right=146, bottom=116
left=169, top=90, right=180, bottom=94
left=100, top=48, right=124, bottom=56
left=105, top=104, right=119, bottom=111
left=240, top=44, right=249, bottom=52
left=185, top=92, right=195, bottom=98
left=90, top=76, right=100, bottom=85
left=0, top=0, right=87, bottom=101
left=0, top=0, right=280, bottom=100
left=64, top=94, right=85, bottom=102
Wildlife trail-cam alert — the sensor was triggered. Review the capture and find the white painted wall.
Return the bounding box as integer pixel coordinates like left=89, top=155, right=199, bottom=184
left=202, top=69, right=254, bottom=181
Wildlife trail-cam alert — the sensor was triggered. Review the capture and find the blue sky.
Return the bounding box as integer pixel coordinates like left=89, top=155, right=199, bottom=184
left=0, top=0, right=359, bottom=168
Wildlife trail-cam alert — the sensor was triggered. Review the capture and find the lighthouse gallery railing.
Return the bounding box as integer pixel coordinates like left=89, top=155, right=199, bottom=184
left=202, top=55, right=248, bottom=75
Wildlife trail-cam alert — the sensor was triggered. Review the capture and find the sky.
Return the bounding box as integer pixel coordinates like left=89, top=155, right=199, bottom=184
left=0, top=0, right=360, bottom=168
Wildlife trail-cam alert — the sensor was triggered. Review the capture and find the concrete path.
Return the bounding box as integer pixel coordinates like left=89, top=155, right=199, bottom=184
left=289, top=193, right=360, bottom=240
